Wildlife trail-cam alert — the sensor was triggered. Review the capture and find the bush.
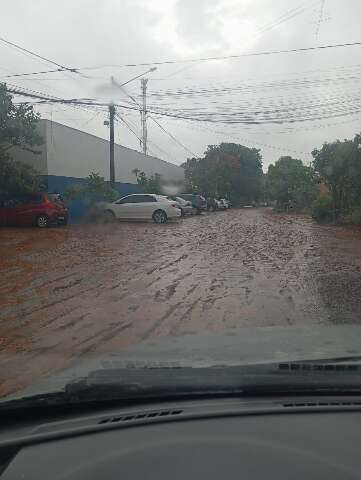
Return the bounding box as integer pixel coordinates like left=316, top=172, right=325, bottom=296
left=350, top=207, right=361, bottom=225
left=64, top=172, right=118, bottom=204
left=311, top=196, right=335, bottom=222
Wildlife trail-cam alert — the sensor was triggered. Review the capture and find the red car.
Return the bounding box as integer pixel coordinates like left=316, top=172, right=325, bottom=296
left=0, top=192, right=68, bottom=228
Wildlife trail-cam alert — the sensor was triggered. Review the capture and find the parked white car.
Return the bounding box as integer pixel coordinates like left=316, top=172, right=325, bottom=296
left=100, top=194, right=182, bottom=223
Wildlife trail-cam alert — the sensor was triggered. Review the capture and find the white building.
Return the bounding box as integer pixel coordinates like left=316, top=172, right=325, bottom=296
left=12, top=119, right=184, bottom=191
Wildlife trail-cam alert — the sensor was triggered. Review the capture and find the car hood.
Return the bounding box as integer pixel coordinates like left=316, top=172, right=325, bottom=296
left=3, top=325, right=361, bottom=402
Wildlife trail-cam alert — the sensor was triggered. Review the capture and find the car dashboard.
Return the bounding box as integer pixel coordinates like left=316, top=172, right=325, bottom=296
left=1, top=395, right=361, bottom=479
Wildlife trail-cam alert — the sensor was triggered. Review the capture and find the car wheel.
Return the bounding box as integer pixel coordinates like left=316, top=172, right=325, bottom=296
left=36, top=214, right=49, bottom=228
left=153, top=210, right=167, bottom=224
left=104, top=210, right=115, bottom=223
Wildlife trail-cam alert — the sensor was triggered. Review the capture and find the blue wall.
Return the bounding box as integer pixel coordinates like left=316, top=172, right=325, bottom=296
left=41, top=175, right=140, bottom=222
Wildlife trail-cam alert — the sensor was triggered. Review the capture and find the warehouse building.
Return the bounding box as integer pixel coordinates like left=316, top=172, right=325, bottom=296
left=12, top=119, right=185, bottom=195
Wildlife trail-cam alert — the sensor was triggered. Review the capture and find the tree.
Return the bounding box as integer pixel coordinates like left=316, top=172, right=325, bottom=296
left=132, top=169, right=162, bottom=194
left=65, top=172, right=118, bottom=204
left=182, top=142, right=263, bottom=202
left=266, top=156, right=316, bottom=211
left=312, top=134, right=361, bottom=216
left=0, top=83, right=43, bottom=196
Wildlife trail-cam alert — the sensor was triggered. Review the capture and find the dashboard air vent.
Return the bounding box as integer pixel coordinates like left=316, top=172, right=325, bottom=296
left=283, top=401, right=361, bottom=408
left=98, top=409, right=183, bottom=425
left=278, top=363, right=359, bottom=372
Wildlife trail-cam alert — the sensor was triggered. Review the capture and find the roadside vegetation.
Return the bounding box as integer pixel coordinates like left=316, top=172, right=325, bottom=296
left=0, top=83, right=43, bottom=197
left=64, top=172, right=118, bottom=204
left=264, top=133, right=361, bottom=224
left=182, top=142, right=263, bottom=204
left=265, top=156, right=316, bottom=213
left=132, top=168, right=163, bottom=194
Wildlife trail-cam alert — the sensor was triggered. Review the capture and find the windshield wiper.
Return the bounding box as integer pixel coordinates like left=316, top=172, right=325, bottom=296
left=1, top=361, right=361, bottom=412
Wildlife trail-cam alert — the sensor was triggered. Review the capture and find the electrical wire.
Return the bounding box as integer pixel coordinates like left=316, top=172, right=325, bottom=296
left=149, top=116, right=197, bottom=157
left=0, top=1, right=318, bottom=83
left=115, top=113, right=176, bottom=161
left=78, top=40, right=361, bottom=70
left=0, top=36, right=79, bottom=73
left=0, top=68, right=68, bottom=79
left=6, top=85, right=361, bottom=126
left=115, top=113, right=142, bottom=143
left=175, top=118, right=312, bottom=156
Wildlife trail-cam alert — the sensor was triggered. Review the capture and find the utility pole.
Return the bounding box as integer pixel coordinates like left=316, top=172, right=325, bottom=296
left=109, top=103, right=115, bottom=184
left=141, top=78, right=148, bottom=156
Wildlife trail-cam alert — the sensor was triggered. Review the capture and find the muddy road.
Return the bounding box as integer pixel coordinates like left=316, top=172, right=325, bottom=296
left=1, top=208, right=361, bottom=396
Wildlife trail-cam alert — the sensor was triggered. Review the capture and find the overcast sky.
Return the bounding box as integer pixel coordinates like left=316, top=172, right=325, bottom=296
left=1, top=0, right=361, bottom=170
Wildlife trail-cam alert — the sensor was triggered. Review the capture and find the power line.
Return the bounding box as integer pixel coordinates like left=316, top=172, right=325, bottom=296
left=144, top=69, right=361, bottom=99
left=79, top=40, right=361, bottom=70
left=151, top=1, right=320, bottom=83
left=7, top=85, right=361, bottom=126
left=176, top=119, right=312, bottom=156
left=115, top=113, right=142, bottom=143
left=0, top=68, right=68, bottom=79
left=315, top=0, right=326, bottom=39
left=0, top=2, right=318, bottom=83
left=247, top=0, right=320, bottom=47
left=149, top=116, right=197, bottom=157
left=0, top=36, right=79, bottom=74
left=3, top=39, right=360, bottom=84
left=115, top=113, right=175, bottom=161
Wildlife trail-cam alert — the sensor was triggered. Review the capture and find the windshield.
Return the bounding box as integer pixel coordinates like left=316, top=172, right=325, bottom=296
left=1, top=1, right=361, bottom=405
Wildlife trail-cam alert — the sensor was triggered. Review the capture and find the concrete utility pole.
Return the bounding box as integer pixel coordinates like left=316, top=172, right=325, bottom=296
left=106, top=68, right=156, bottom=181
left=109, top=103, right=115, bottom=184
left=141, top=78, right=148, bottom=156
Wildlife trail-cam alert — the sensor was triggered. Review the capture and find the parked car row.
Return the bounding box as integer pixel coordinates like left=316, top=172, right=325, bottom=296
left=0, top=192, right=231, bottom=227
left=98, top=194, right=231, bottom=224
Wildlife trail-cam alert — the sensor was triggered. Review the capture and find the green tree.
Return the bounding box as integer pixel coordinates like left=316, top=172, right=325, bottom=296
left=312, top=134, right=361, bottom=217
left=0, top=83, right=43, bottom=196
left=65, top=172, right=118, bottom=204
left=267, top=156, right=316, bottom=211
left=132, top=169, right=162, bottom=194
left=182, top=142, right=263, bottom=202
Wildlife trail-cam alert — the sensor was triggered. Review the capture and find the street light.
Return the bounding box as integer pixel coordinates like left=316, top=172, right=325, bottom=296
left=111, top=66, right=157, bottom=89
left=108, top=67, right=157, bottom=185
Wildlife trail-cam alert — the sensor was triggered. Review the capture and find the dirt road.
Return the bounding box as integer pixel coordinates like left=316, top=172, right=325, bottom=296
left=1, top=208, right=361, bottom=396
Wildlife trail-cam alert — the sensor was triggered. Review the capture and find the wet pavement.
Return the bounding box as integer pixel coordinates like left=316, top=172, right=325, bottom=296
left=1, top=208, right=361, bottom=396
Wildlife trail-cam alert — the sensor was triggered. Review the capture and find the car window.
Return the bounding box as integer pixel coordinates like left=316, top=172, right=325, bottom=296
left=116, top=196, right=135, bottom=204
left=136, top=195, right=157, bottom=203
left=145, top=195, right=157, bottom=203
